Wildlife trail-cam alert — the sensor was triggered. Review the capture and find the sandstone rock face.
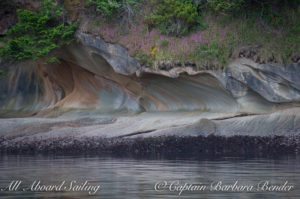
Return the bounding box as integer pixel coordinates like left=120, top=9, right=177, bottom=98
left=76, top=33, right=141, bottom=75
left=225, top=59, right=300, bottom=103
left=0, top=61, right=45, bottom=117
left=1, top=34, right=300, bottom=116
left=0, top=33, right=300, bottom=139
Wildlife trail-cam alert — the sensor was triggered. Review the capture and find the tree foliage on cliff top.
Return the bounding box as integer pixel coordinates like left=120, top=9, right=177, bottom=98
left=0, top=0, right=77, bottom=62
left=147, top=0, right=204, bottom=36
left=143, top=0, right=300, bottom=37
left=86, top=0, right=141, bottom=17
left=207, top=0, right=300, bottom=14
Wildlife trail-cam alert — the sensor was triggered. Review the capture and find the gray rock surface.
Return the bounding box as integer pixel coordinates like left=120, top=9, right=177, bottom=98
left=0, top=33, right=300, bottom=143
left=76, top=33, right=141, bottom=75
left=224, top=59, right=300, bottom=103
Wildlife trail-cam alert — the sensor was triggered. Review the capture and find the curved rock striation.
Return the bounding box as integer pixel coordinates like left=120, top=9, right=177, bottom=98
left=224, top=59, right=300, bottom=103
left=0, top=33, right=300, bottom=144
left=76, top=33, right=141, bottom=75
left=1, top=33, right=299, bottom=116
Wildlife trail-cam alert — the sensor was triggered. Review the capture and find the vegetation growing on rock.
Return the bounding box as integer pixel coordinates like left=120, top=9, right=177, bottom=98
left=86, top=0, right=299, bottom=68
left=86, top=0, right=142, bottom=25
left=0, top=0, right=299, bottom=69
left=86, top=0, right=121, bottom=16
left=0, top=0, right=77, bottom=62
left=146, top=0, right=203, bottom=36
left=207, top=0, right=245, bottom=13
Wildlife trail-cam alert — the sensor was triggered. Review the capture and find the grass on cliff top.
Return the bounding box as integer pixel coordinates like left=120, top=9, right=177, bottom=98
left=1, top=0, right=299, bottom=70
left=85, top=0, right=300, bottom=69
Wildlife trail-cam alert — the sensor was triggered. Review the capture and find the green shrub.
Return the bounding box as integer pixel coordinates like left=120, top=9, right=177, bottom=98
left=134, top=52, right=154, bottom=66
left=0, top=0, right=77, bottom=62
left=207, top=0, right=245, bottom=13
left=207, top=0, right=300, bottom=17
left=148, top=0, right=202, bottom=36
left=160, top=39, right=169, bottom=48
left=194, top=42, right=231, bottom=68
left=87, top=0, right=141, bottom=18
left=87, top=0, right=121, bottom=16
left=46, top=56, right=61, bottom=64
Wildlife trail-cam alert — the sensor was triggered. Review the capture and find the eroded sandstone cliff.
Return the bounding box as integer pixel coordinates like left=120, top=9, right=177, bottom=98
left=1, top=33, right=299, bottom=116
left=0, top=33, right=300, bottom=153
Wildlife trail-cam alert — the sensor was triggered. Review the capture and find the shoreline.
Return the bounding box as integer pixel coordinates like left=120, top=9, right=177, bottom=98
left=1, top=135, right=299, bottom=156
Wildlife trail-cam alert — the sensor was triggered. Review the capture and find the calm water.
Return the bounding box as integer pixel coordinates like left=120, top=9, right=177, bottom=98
left=0, top=155, right=299, bottom=199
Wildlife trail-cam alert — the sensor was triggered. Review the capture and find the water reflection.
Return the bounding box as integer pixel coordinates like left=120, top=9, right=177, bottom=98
left=0, top=155, right=299, bottom=199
